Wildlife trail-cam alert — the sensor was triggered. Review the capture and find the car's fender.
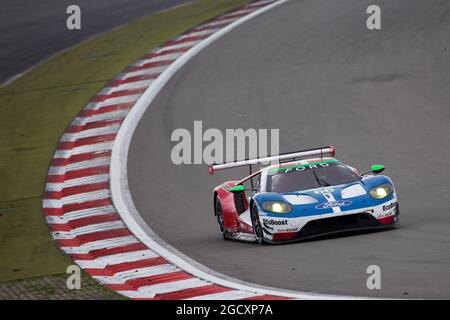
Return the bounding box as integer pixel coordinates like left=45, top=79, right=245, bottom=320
left=214, top=181, right=240, bottom=230
left=361, top=175, right=396, bottom=191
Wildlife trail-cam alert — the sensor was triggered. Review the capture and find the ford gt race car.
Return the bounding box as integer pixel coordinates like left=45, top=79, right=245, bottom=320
left=209, top=146, right=399, bottom=244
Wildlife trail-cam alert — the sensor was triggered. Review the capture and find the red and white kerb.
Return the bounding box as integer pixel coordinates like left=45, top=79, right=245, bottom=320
left=43, top=0, right=295, bottom=300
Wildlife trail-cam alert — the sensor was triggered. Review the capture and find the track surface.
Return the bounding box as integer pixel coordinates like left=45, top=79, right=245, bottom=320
left=0, top=0, right=189, bottom=84
left=128, top=0, right=450, bottom=298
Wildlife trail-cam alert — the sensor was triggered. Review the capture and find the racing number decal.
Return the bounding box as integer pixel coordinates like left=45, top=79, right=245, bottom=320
left=313, top=187, right=335, bottom=194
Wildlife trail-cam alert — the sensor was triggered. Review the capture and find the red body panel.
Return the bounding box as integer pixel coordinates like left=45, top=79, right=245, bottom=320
left=214, top=182, right=254, bottom=235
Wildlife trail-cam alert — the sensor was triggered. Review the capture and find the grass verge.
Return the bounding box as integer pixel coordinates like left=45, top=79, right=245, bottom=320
left=0, top=0, right=250, bottom=285
left=0, top=272, right=126, bottom=300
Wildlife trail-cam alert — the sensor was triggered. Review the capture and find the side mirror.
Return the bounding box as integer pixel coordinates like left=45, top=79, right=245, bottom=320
left=230, top=185, right=245, bottom=193
left=371, top=164, right=385, bottom=174
left=361, top=164, right=385, bottom=176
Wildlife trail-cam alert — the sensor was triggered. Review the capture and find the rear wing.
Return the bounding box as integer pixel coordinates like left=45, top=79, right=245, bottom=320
left=208, top=146, right=335, bottom=175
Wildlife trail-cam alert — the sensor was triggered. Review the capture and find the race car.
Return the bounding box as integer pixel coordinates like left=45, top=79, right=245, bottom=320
left=208, top=146, right=399, bottom=244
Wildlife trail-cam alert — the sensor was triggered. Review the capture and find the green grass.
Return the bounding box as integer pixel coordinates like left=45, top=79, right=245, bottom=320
left=0, top=0, right=251, bottom=282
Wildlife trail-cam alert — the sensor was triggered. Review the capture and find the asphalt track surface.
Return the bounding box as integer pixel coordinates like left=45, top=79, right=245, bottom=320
left=0, top=0, right=190, bottom=85
left=128, top=0, right=450, bottom=298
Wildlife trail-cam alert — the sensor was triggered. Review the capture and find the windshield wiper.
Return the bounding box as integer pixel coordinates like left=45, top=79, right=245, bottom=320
left=312, top=171, right=330, bottom=187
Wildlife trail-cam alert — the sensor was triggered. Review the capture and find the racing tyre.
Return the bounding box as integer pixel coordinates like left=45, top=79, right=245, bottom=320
left=394, top=203, right=400, bottom=226
left=251, top=203, right=266, bottom=245
left=215, top=200, right=228, bottom=240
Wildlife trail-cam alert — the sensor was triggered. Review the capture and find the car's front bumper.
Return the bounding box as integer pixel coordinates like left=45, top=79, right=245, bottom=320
left=261, top=200, right=399, bottom=243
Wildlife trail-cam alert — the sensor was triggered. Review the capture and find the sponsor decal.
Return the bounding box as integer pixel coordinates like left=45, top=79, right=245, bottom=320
left=263, top=219, right=288, bottom=226
left=222, top=184, right=233, bottom=192
left=378, top=212, right=393, bottom=218
left=270, top=159, right=338, bottom=174
left=383, top=202, right=397, bottom=211
left=277, top=228, right=298, bottom=232
left=315, top=200, right=352, bottom=209
left=287, top=162, right=330, bottom=172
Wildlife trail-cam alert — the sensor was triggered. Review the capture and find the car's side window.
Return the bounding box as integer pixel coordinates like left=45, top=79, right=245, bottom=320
left=254, top=175, right=261, bottom=191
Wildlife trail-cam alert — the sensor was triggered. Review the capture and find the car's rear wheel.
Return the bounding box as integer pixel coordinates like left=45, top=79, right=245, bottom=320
left=251, top=203, right=266, bottom=245
left=215, top=200, right=228, bottom=240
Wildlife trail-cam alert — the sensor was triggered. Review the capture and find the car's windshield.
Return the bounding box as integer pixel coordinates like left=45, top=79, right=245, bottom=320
left=265, top=163, right=360, bottom=193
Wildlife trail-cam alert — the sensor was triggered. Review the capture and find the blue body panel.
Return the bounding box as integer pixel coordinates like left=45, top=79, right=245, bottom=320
left=253, top=175, right=395, bottom=218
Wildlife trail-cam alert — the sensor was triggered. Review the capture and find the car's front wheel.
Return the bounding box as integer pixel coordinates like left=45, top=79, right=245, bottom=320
left=251, top=203, right=266, bottom=245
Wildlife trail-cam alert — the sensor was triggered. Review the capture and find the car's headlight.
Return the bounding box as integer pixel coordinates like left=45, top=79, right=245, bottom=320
left=369, top=184, right=393, bottom=199
left=261, top=201, right=292, bottom=213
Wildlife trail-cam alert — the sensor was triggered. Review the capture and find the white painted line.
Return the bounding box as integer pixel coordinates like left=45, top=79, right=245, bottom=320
left=192, top=20, right=229, bottom=31
left=118, top=278, right=208, bottom=299
left=93, top=93, right=143, bottom=104
left=48, top=158, right=110, bottom=175
left=182, top=28, right=218, bottom=38
left=158, top=41, right=198, bottom=53
left=51, top=221, right=125, bottom=239
left=61, top=236, right=139, bottom=254
left=102, top=80, right=155, bottom=93
left=72, top=110, right=130, bottom=125
left=60, top=124, right=120, bottom=142
left=54, top=141, right=114, bottom=159
left=94, top=264, right=179, bottom=284
left=45, top=174, right=109, bottom=192
left=82, top=95, right=141, bottom=111
left=61, top=190, right=110, bottom=206
left=43, top=190, right=110, bottom=208
left=186, top=290, right=259, bottom=300
left=75, top=250, right=158, bottom=269
left=120, top=66, right=168, bottom=79
left=132, top=53, right=183, bottom=66
left=46, top=205, right=115, bottom=223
